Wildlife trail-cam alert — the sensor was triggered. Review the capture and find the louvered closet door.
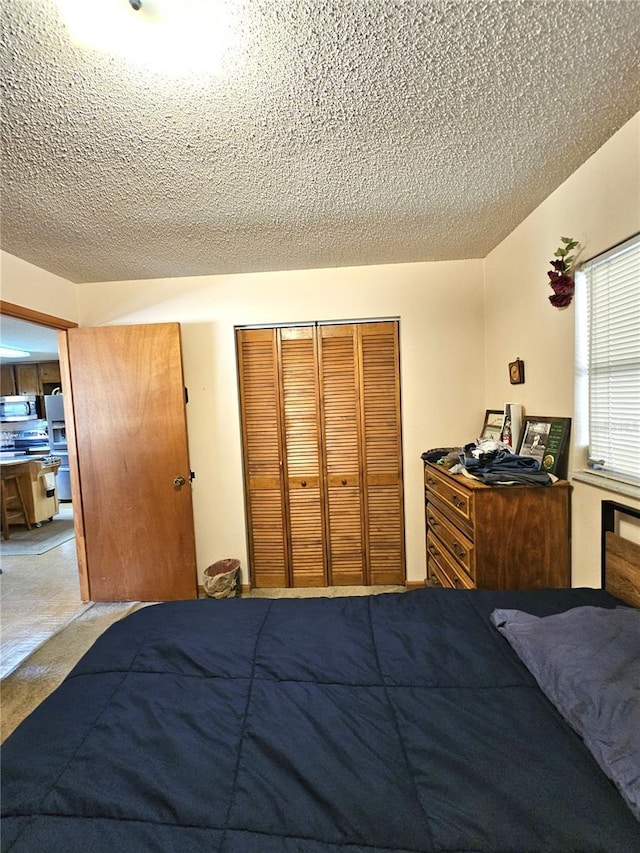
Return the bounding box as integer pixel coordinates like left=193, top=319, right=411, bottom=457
left=238, top=321, right=405, bottom=589
left=359, top=322, right=405, bottom=584
left=280, top=327, right=326, bottom=587
left=237, top=329, right=288, bottom=587
left=318, top=324, right=365, bottom=584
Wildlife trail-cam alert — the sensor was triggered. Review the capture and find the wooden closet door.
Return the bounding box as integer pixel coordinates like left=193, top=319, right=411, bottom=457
left=238, top=321, right=405, bottom=589
left=237, top=329, right=288, bottom=587
left=280, top=327, right=326, bottom=587
left=318, top=324, right=365, bottom=584
left=359, top=322, right=405, bottom=584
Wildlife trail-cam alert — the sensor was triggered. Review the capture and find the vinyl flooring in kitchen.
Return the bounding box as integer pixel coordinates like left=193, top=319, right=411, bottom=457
left=0, top=503, right=87, bottom=679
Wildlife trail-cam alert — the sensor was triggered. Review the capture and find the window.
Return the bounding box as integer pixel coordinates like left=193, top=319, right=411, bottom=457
left=576, top=234, right=640, bottom=486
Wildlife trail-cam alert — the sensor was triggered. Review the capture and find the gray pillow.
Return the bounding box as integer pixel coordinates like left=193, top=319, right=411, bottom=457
left=491, top=606, right=640, bottom=821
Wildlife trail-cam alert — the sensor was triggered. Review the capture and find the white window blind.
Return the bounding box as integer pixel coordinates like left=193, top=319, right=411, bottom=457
left=579, top=234, right=640, bottom=483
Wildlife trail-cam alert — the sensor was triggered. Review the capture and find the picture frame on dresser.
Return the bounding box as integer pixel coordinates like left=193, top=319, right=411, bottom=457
left=517, top=416, right=571, bottom=478
left=480, top=409, right=504, bottom=440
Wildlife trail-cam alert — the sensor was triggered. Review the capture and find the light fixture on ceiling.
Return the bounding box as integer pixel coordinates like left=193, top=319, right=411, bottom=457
left=0, top=346, right=31, bottom=359
left=57, top=0, right=240, bottom=76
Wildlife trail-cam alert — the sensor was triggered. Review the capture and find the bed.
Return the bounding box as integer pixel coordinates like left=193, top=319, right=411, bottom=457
left=2, top=527, right=639, bottom=851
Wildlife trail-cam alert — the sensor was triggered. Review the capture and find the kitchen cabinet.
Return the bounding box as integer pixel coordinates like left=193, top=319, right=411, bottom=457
left=424, top=461, right=570, bottom=590
left=237, top=321, right=405, bottom=588
left=14, top=364, right=40, bottom=395
left=38, top=361, right=62, bottom=389
left=1, top=366, right=16, bottom=396
left=10, top=361, right=61, bottom=396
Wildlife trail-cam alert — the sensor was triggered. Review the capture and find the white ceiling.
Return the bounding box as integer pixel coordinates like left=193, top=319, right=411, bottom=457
left=0, top=316, right=60, bottom=365
left=1, top=0, right=639, bottom=285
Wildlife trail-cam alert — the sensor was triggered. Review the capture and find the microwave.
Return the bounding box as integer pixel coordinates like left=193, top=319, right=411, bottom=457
left=0, top=395, right=39, bottom=422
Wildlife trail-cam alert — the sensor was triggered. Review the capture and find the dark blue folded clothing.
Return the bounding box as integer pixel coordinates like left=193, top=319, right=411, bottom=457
left=468, top=470, right=552, bottom=486
left=461, top=449, right=541, bottom=472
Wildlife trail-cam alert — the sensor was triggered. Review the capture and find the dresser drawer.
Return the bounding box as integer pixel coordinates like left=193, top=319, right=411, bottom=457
left=427, top=533, right=475, bottom=589
left=424, top=465, right=473, bottom=527
left=426, top=501, right=475, bottom=581
left=427, top=555, right=453, bottom=589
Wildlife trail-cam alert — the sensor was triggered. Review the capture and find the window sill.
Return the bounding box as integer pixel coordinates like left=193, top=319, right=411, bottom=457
left=571, top=470, right=640, bottom=502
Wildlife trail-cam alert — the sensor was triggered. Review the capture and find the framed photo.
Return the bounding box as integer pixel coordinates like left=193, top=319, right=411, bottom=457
left=481, top=409, right=504, bottom=440
left=508, top=358, right=525, bottom=384
left=516, top=416, right=571, bottom=478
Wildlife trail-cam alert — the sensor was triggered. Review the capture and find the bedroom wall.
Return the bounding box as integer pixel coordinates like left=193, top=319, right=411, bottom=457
left=483, top=111, right=640, bottom=587
left=71, top=260, right=486, bottom=585
left=3, top=112, right=637, bottom=591
left=0, top=252, right=79, bottom=321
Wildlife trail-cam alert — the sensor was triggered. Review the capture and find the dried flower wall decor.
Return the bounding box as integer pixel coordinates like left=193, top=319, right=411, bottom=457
left=548, top=236, right=579, bottom=308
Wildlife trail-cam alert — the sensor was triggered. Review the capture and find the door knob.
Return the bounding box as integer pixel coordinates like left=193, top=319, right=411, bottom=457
left=173, top=475, right=186, bottom=487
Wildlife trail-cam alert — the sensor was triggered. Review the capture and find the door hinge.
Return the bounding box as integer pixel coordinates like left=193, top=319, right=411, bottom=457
left=184, top=386, right=189, bottom=404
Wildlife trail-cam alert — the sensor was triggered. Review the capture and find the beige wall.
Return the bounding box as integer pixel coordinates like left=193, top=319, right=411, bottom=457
left=0, top=252, right=79, bottom=322
left=484, top=111, right=640, bottom=586
left=73, top=260, right=486, bottom=584
left=2, top=111, right=638, bottom=589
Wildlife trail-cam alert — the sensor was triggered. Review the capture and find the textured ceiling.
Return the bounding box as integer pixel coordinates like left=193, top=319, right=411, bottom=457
left=1, top=0, right=639, bottom=285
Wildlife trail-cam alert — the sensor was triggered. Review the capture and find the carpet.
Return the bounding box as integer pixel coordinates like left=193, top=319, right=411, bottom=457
left=0, top=517, right=75, bottom=555
left=1, top=602, right=152, bottom=742
left=1, top=587, right=407, bottom=740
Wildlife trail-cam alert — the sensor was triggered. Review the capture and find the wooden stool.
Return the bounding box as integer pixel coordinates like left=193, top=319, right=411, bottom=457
left=1, top=474, right=32, bottom=540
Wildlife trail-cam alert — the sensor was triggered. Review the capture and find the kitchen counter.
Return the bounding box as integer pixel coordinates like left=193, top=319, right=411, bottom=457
left=0, top=455, right=61, bottom=527
left=0, top=452, right=56, bottom=464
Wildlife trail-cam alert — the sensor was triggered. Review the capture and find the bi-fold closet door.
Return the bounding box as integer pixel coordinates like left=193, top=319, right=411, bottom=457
left=237, top=320, right=405, bottom=588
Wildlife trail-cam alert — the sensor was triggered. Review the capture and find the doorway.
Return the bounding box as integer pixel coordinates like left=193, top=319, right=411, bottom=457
left=0, top=303, right=82, bottom=672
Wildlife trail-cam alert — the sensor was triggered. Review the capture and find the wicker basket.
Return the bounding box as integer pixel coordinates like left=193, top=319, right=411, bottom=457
left=203, top=559, right=241, bottom=599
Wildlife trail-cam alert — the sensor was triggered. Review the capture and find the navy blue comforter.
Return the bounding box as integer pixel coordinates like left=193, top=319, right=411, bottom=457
left=2, top=587, right=639, bottom=852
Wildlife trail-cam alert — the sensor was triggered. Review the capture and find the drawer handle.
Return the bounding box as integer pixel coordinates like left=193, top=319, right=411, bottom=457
left=451, top=495, right=465, bottom=509
left=301, top=480, right=307, bottom=487
left=430, top=574, right=442, bottom=588
left=452, top=542, right=466, bottom=559
left=428, top=515, right=438, bottom=527
left=426, top=477, right=436, bottom=486
left=341, top=479, right=347, bottom=486
left=453, top=578, right=465, bottom=589
left=428, top=543, right=439, bottom=557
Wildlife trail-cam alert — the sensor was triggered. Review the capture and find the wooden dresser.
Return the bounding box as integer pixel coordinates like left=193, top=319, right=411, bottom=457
left=424, top=462, right=571, bottom=590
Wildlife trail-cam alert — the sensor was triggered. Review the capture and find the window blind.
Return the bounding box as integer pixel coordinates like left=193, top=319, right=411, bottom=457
left=581, top=235, right=640, bottom=482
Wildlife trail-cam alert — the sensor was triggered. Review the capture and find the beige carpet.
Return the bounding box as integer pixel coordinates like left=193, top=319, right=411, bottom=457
left=1, top=601, right=149, bottom=741
left=2, top=583, right=405, bottom=742
left=247, top=585, right=405, bottom=598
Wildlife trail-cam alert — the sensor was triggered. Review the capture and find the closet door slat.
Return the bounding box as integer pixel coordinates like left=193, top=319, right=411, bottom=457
left=360, top=322, right=405, bottom=585
left=237, top=329, right=288, bottom=587
left=281, top=328, right=326, bottom=587
left=319, top=324, right=365, bottom=585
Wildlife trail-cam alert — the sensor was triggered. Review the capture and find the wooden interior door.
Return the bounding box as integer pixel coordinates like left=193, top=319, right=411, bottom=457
left=59, top=323, right=197, bottom=601
left=318, top=324, right=365, bottom=584
left=236, top=329, right=288, bottom=587
left=280, top=327, right=326, bottom=587
left=359, top=322, right=405, bottom=584
left=237, top=320, right=405, bottom=589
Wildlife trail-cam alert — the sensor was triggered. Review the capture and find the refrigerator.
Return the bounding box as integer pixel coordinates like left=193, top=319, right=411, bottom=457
left=44, top=394, right=72, bottom=501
